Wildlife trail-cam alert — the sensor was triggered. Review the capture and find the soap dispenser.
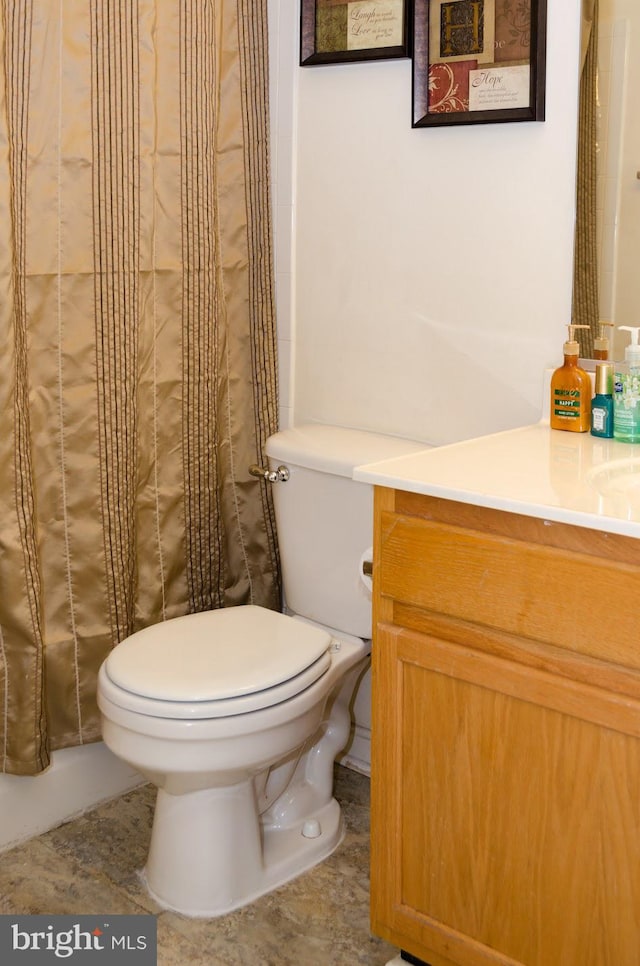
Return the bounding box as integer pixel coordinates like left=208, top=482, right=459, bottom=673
left=613, top=325, right=640, bottom=443
left=550, top=324, right=592, bottom=433
left=593, top=321, right=615, bottom=360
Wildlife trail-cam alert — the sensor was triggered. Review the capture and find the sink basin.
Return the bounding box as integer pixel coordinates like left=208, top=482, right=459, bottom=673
left=586, top=457, right=640, bottom=497
left=586, top=458, right=640, bottom=521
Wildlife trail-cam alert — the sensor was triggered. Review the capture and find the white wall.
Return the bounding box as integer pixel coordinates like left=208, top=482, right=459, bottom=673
left=270, top=0, right=584, bottom=445
left=0, top=744, right=141, bottom=853
left=268, top=1, right=585, bottom=775
left=268, top=0, right=300, bottom=430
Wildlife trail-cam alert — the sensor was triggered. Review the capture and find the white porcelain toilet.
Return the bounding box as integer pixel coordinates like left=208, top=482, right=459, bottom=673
left=97, top=423, right=423, bottom=917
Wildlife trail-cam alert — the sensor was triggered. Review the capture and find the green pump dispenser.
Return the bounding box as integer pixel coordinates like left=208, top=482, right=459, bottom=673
left=613, top=326, right=640, bottom=442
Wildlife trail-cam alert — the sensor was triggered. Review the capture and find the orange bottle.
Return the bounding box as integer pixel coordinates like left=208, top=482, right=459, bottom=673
left=550, top=324, right=592, bottom=432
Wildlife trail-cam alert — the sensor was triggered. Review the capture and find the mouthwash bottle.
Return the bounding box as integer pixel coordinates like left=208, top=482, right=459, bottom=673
left=591, top=363, right=614, bottom=438
left=613, top=326, right=640, bottom=443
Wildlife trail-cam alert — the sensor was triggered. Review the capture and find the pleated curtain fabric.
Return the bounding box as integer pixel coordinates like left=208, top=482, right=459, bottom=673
left=0, top=0, right=280, bottom=775
left=571, top=0, right=599, bottom=357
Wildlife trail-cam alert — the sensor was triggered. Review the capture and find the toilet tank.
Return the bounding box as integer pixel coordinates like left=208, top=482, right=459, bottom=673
left=266, top=424, right=427, bottom=640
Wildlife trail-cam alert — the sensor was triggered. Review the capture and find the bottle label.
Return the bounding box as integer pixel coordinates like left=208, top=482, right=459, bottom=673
left=592, top=408, right=606, bottom=432
left=613, top=370, right=640, bottom=437
left=553, top=388, right=581, bottom=419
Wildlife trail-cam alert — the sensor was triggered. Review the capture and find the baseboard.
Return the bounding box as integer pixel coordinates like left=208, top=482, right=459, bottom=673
left=337, top=723, right=371, bottom=776
left=0, top=742, right=142, bottom=853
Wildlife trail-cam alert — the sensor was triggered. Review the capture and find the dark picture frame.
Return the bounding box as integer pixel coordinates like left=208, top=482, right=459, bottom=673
left=300, top=0, right=411, bottom=66
left=412, top=0, right=547, bottom=127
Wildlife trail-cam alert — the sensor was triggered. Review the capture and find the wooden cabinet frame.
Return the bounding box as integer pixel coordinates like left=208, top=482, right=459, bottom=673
left=370, top=487, right=640, bottom=966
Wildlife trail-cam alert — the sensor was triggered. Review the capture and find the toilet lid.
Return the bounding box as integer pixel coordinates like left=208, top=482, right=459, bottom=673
left=103, top=605, right=332, bottom=715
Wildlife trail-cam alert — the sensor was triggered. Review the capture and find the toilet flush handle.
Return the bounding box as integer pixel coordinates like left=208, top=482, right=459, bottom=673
left=249, top=463, right=290, bottom=483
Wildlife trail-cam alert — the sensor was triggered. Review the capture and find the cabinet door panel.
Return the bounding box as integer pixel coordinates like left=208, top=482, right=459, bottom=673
left=372, top=623, right=640, bottom=966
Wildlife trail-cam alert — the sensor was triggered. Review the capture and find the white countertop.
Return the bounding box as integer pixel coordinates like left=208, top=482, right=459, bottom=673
left=354, top=421, right=640, bottom=539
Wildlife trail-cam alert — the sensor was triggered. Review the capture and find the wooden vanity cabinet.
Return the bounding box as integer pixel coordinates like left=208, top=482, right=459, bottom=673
left=370, top=487, right=640, bottom=966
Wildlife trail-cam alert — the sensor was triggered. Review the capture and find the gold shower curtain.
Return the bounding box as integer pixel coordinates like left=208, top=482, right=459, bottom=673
left=572, top=0, right=599, bottom=355
left=0, top=0, right=280, bottom=775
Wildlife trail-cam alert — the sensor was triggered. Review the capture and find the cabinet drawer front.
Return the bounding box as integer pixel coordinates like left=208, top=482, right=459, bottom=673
left=379, top=511, right=640, bottom=670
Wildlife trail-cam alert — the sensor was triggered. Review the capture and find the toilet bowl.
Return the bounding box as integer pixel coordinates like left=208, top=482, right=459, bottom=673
left=98, top=606, right=367, bottom=916
left=97, top=424, right=424, bottom=917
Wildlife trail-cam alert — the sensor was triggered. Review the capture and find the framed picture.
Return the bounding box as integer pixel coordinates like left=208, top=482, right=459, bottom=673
left=412, top=0, right=547, bottom=127
left=300, top=0, right=411, bottom=66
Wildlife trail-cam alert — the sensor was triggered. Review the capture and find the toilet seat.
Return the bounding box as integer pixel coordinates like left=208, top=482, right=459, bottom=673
left=101, top=605, right=333, bottom=719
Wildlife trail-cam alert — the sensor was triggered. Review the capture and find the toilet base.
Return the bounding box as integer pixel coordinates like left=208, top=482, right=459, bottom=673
left=141, top=782, right=344, bottom=917
left=134, top=652, right=365, bottom=918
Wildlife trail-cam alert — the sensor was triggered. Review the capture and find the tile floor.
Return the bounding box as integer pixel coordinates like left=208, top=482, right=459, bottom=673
left=0, top=765, right=397, bottom=965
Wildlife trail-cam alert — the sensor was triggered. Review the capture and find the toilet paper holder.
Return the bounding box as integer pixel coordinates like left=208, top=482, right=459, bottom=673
left=360, top=550, right=374, bottom=594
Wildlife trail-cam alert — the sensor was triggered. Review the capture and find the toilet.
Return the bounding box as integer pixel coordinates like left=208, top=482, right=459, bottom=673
left=97, top=423, right=423, bottom=917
